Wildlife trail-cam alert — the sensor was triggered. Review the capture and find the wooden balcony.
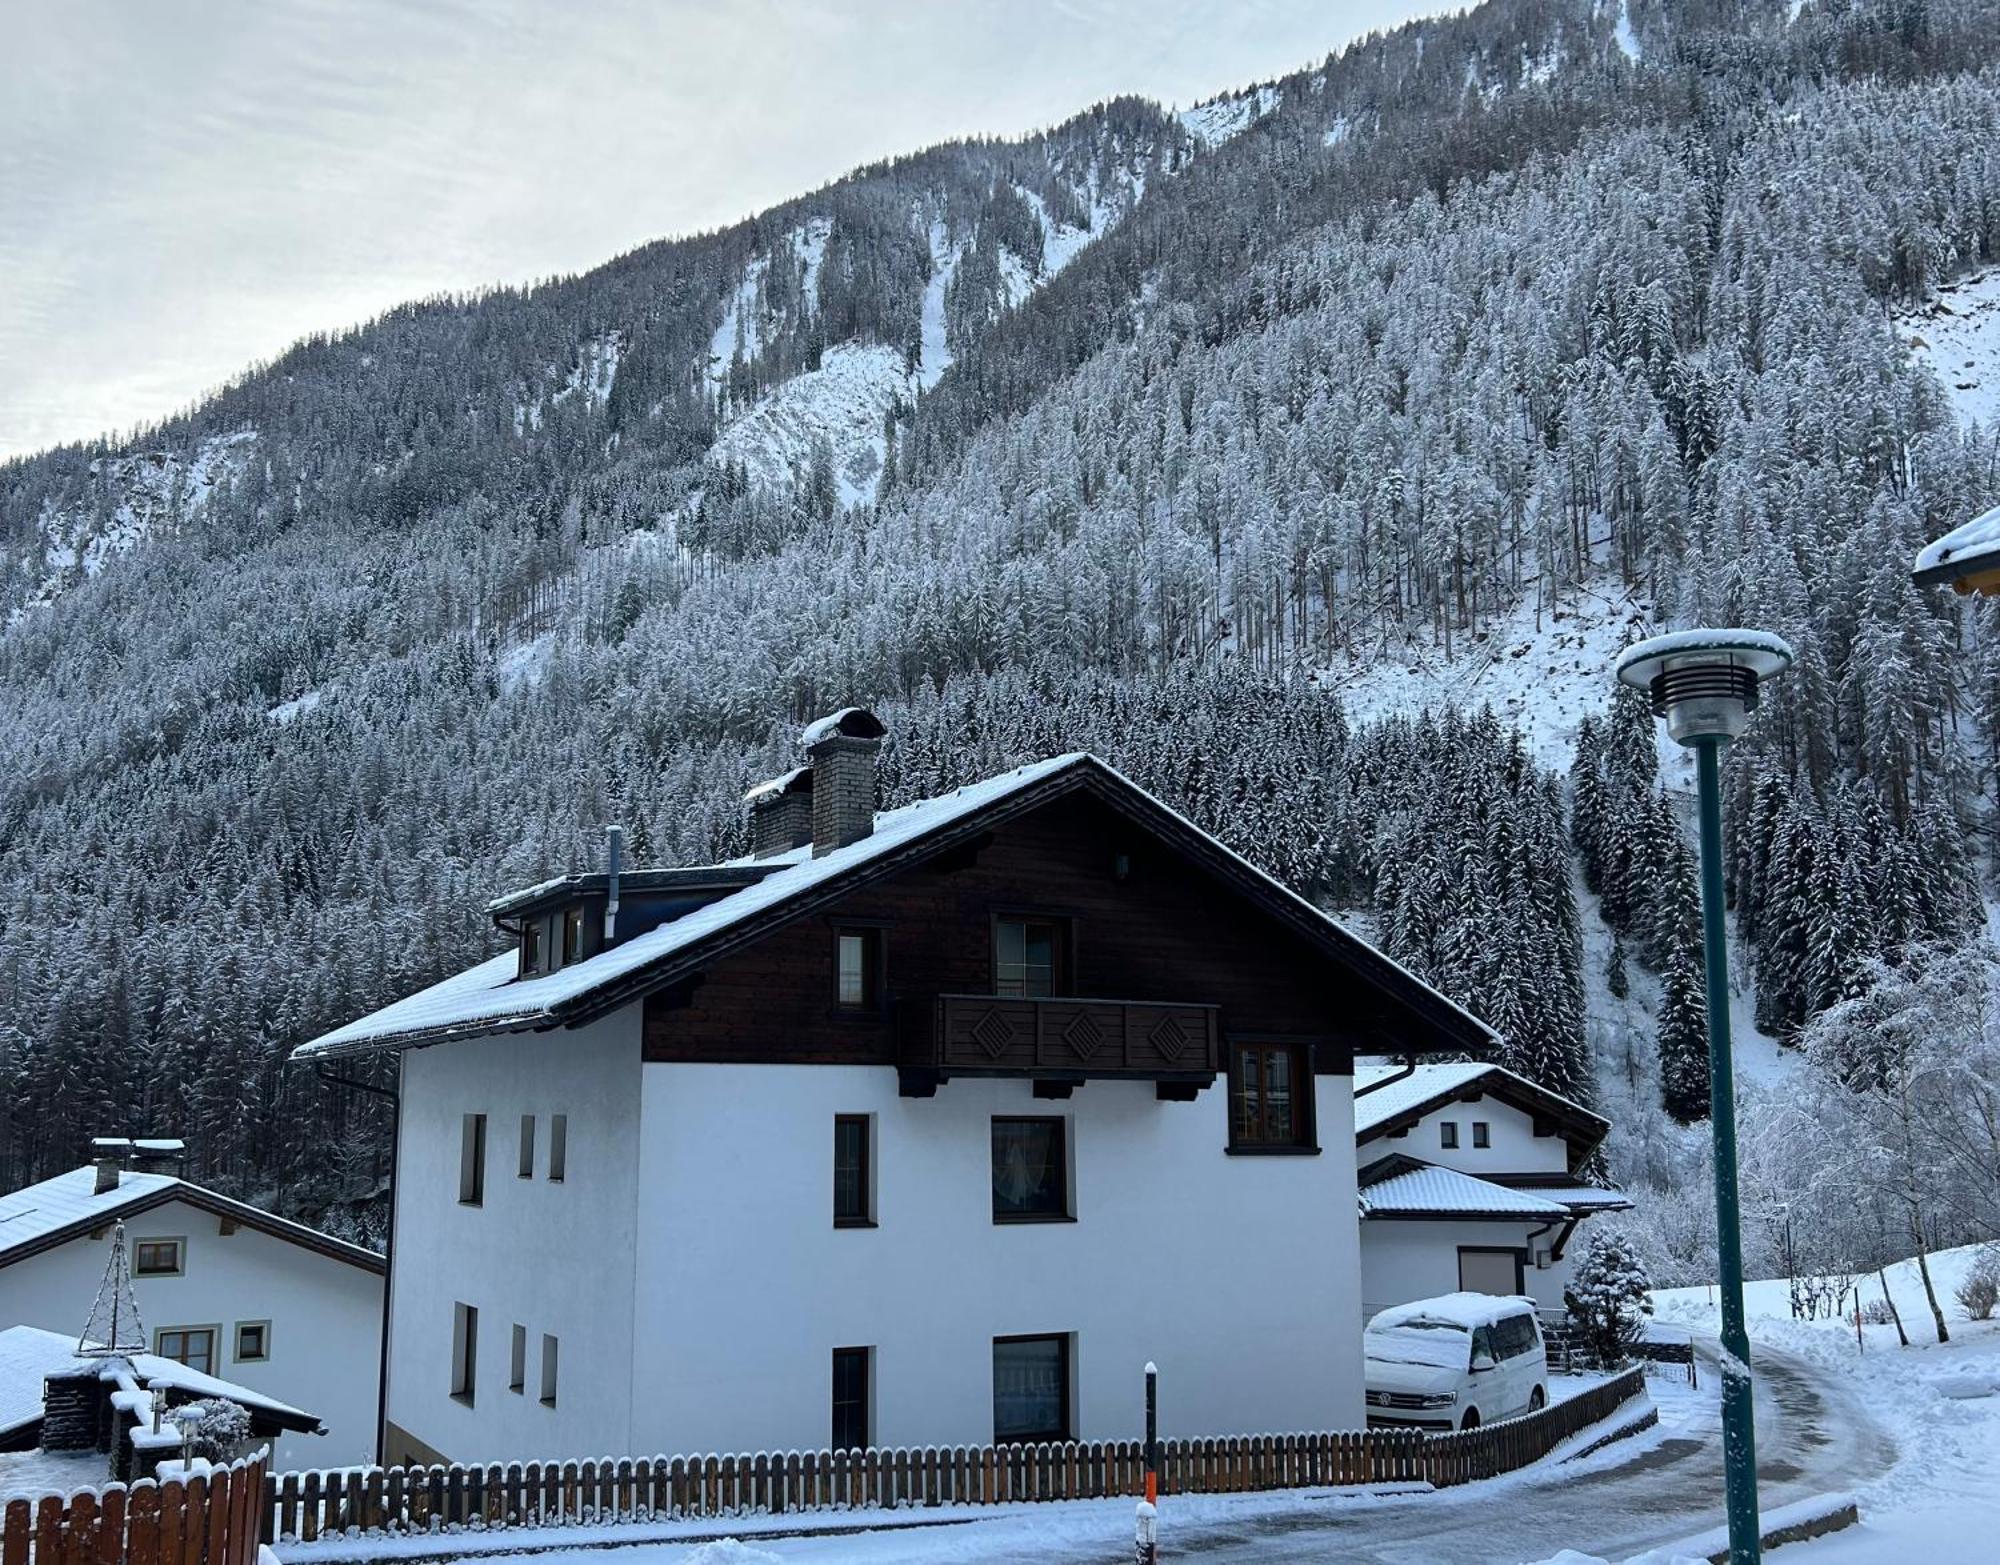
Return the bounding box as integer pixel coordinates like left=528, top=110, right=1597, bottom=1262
left=901, top=994, right=1221, bottom=1093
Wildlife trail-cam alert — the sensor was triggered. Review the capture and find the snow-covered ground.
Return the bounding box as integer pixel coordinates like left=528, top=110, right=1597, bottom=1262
left=1178, top=85, right=1280, bottom=146
left=706, top=343, right=904, bottom=508
left=0, top=1447, right=106, bottom=1503
left=1321, top=584, right=1654, bottom=772
left=1901, top=268, right=2000, bottom=429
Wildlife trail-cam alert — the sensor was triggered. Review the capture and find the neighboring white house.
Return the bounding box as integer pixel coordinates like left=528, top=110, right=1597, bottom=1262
left=0, top=1153, right=385, bottom=1468
left=1352, top=1062, right=1631, bottom=1321
left=296, top=716, right=1497, bottom=1467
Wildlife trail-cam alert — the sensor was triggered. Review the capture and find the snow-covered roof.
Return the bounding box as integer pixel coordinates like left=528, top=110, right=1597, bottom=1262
left=1351, top=1060, right=1609, bottom=1161
left=0, top=1166, right=383, bottom=1274
left=1359, top=1162, right=1575, bottom=1220
left=1914, top=501, right=2000, bottom=585
left=298, top=753, right=1497, bottom=1062
left=0, top=1327, right=318, bottom=1441
left=1509, top=1179, right=1634, bottom=1213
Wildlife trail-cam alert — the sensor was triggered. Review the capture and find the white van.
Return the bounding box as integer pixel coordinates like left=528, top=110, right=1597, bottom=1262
left=1363, top=1292, right=1549, bottom=1431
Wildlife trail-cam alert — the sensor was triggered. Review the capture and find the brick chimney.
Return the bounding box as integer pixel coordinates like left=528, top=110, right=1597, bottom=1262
left=743, top=766, right=814, bottom=859
left=801, top=708, right=887, bottom=857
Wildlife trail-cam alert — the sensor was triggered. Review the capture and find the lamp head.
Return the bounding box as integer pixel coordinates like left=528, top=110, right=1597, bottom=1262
left=1613, top=629, right=1793, bottom=746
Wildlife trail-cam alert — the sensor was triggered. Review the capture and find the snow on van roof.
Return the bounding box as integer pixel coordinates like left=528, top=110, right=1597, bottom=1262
left=297, top=753, right=1497, bottom=1061
left=1915, top=501, right=2000, bottom=581
left=1367, top=1292, right=1539, bottom=1332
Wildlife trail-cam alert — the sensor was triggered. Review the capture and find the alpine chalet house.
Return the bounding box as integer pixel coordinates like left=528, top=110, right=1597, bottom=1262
left=296, top=711, right=1493, bottom=1466
left=1353, top=1063, right=1631, bottom=1321
left=0, top=1143, right=384, bottom=1467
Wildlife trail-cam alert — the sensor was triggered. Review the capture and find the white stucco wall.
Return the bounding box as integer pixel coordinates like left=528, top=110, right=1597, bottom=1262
left=629, top=1063, right=1363, bottom=1456
left=1358, top=1218, right=1577, bottom=1322
left=0, top=1201, right=382, bottom=1468
left=1370, top=1095, right=1569, bottom=1176
left=385, top=1008, right=643, bottom=1466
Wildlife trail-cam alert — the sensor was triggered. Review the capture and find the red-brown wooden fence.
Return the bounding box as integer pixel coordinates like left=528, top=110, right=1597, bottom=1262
left=260, top=1368, right=1648, bottom=1544
left=1, top=1451, right=267, bottom=1565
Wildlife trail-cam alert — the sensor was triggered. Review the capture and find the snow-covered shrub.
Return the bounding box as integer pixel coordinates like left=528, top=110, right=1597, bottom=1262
left=1564, top=1228, right=1653, bottom=1367
left=166, top=1398, right=252, bottom=1460
left=1956, top=1247, right=2000, bottom=1322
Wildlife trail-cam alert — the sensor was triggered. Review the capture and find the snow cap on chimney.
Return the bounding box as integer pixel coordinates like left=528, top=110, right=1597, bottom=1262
left=743, top=766, right=815, bottom=859
left=802, top=708, right=887, bottom=858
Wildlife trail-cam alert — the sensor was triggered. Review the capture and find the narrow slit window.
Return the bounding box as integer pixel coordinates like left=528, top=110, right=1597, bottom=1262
left=518, top=1114, right=536, bottom=1179
left=540, top=1334, right=559, bottom=1406
left=460, top=1114, right=487, bottom=1205
left=834, top=1115, right=873, bottom=1227
left=451, top=1303, right=478, bottom=1404
left=549, top=1114, right=567, bottom=1182
left=509, top=1324, right=527, bottom=1393
left=834, top=928, right=880, bottom=1009
left=831, top=1347, right=871, bottom=1451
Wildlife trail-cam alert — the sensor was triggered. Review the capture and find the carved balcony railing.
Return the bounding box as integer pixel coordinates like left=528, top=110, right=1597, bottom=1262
left=908, top=994, right=1222, bottom=1085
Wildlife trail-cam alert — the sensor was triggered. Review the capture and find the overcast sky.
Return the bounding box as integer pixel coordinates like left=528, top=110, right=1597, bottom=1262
left=0, top=0, right=1440, bottom=459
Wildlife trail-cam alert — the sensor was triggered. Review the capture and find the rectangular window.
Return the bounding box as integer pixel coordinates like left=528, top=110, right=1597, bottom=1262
left=1472, top=1121, right=1490, bottom=1149
left=831, top=1346, right=871, bottom=1451
left=451, top=1303, right=478, bottom=1404
left=563, top=906, right=587, bottom=964
left=992, top=1117, right=1070, bottom=1222
left=994, top=918, right=1061, bottom=997
left=233, top=1321, right=270, bottom=1363
left=509, top=1324, right=527, bottom=1393
left=993, top=1334, right=1071, bottom=1444
left=520, top=920, right=542, bottom=976
left=1230, top=1042, right=1313, bottom=1149
left=834, top=1115, right=873, bottom=1227
left=540, top=1334, right=559, bottom=1406
left=518, top=1114, right=536, bottom=1178
left=1440, top=1121, right=1460, bottom=1150
left=133, top=1238, right=184, bottom=1277
left=155, top=1327, right=216, bottom=1376
left=549, top=1114, right=567, bottom=1182
left=834, top=928, right=880, bottom=1009
left=460, top=1114, right=487, bottom=1205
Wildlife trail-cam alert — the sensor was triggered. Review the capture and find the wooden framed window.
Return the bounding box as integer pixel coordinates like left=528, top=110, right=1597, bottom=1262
left=834, top=1115, right=874, bottom=1227
left=518, top=1114, right=536, bottom=1178
left=991, top=1117, right=1070, bottom=1222
left=155, top=1327, right=217, bottom=1376
left=459, top=1114, right=487, bottom=1205
left=833, top=928, right=881, bottom=1010
left=1440, top=1121, right=1460, bottom=1150
left=509, top=1324, right=527, bottom=1393
left=831, top=1346, right=871, bottom=1451
left=1228, top=1041, right=1315, bottom=1151
left=233, top=1321, right=270, bottom=1363
left=451, top=1303, right=478, bottom=1404
left=549, top=1114, right=567, bottom=1182
left=563, top=906, right=588, bottom=965
left=540, top=1334, right=559, bottom=1406
left=993, top=1334, right=1071, bottom=1444
left=1472, top=1121, right=1490, bottom=1149
left=994, top=917, right=1064, bottom=997
left=133, top=1238, right=184, bottom=1277
left=519, top=920, right=542, bottom=977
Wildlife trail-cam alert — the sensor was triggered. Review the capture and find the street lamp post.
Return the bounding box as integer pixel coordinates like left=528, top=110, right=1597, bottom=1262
left=1615, top=628, right=1794, bottom=1565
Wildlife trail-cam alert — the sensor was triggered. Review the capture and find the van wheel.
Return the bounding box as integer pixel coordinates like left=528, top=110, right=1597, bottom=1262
left=1529, top=1386, right=1546, bottom=1412
left=1460, top=1408, right=1481, bottom=1431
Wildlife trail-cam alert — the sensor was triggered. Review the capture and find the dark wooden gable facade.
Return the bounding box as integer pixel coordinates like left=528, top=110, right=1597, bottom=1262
left=645, top=789, right=1447, bottom=1090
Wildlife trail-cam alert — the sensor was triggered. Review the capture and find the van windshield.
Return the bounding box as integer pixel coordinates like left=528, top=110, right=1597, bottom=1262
left=1364, top=1318, right=1472, bottom=1370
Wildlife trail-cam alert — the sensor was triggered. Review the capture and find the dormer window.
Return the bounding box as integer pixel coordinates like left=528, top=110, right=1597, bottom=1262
left=563, top=906, right=587, bottom=964
left=520, top=921, right=543, bottom=977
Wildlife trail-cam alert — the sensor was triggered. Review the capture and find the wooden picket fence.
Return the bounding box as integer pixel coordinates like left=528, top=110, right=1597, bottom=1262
left=262, top=1367, right=1648, bottom=1544
left=1, top=1451, right=267, bottom=1565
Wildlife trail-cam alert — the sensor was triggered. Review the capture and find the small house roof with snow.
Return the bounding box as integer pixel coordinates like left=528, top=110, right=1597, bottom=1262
left=1353, top=1061, right=1610, bottom=1172
left=0, top=1167, right=384, bottom=1276
left=0, top=1328, right=320, bottom=1447
left=1914, top=501, right=2000, bottom=592
left=1358, top=1156, right=1576, bottom=1221
left=297, top=753, right=1498, bottom=1063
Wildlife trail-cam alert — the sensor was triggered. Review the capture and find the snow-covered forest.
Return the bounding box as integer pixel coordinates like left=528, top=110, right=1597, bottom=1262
left=3, top=0, right=1999, bottom=1290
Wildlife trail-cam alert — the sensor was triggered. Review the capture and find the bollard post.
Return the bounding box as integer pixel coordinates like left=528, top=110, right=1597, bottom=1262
left=1136, top=1360, right=1159, bottom=1565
